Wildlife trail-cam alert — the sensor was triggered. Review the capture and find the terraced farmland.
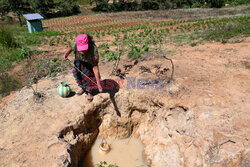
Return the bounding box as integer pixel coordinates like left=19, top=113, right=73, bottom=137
left=41, top=14, right=249, bottom=62
left=43, top=15, right=139, bottom=32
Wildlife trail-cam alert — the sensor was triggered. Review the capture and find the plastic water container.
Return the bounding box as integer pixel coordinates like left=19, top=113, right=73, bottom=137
left=57, top=82, right=72, bottom=97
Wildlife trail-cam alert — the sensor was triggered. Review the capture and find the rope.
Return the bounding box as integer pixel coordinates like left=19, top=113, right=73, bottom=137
left=110, top=116, right=119, bottom=146
left=99, top=113, right=119, bottom=147
left=66, top=60, right=121, bottom=147
left=66, top=59, right=99, bottom=87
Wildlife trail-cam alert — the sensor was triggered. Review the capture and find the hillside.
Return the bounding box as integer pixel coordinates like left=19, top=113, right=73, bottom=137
left=0, top=36, right=249, bottom=166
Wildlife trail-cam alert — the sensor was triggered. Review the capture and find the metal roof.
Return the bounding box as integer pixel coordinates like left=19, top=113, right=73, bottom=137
left=23, top=13, right=44, bottom=21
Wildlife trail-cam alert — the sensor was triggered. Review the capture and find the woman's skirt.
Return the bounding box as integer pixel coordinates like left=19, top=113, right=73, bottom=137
left=73, top=59, right=97, bottom=91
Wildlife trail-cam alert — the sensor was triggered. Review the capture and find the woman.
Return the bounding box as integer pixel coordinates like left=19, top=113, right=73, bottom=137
left=62, top=34, right=102, bottom=102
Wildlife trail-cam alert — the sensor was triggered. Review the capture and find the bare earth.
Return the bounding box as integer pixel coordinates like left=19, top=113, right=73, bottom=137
left=0, top=37, right=249, bottom=167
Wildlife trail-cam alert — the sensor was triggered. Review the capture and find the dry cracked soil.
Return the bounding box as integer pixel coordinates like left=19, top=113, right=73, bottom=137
left=0, top=37, right=249, bottom=167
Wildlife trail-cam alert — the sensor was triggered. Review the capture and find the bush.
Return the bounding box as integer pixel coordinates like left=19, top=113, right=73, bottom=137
left=192, top=0, right=205, bottom=8
left=0, top=73, right=22, bottom=97
left=0, top=47, right=32, bottom=71
left=210, top=0, right=226, bottom=8
left=0, top=26, right=18, bottom=48
left=0, top=25, right=33, bottom=73
left=33, top=56, right=69, bottom=78
left=229, top=0, right=250, bottom=6
left=0, top=54, right=12, bottom=73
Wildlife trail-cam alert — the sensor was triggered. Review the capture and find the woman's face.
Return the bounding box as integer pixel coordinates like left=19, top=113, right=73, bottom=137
left=79, top=49, right=88, bottom=55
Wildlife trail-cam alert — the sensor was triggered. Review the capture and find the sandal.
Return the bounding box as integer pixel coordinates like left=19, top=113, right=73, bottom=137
left=76, top=89, right=86, bottom=96
left=87, top=92, right=94, bottom=102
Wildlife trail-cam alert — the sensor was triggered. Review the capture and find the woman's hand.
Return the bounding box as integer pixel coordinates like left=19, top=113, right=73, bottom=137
left=93, top=65, right=102, bottom=92
left=97, top=81, right=103, bottom=92
left=62, top=54, right=69, bottom=60
left=62, top=47, right=72, bottom=60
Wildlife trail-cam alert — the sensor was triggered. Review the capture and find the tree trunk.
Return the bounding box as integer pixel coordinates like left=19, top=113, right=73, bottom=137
left=17, top=13, right=23, bottom=26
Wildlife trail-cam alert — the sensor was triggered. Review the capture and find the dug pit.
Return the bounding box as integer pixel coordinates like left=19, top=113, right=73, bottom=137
left=56, top=85, right=250, bottom=167
left=56, top=91, right=159, bottom=167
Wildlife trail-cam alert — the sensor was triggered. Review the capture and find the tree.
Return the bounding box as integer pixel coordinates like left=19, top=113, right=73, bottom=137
left=0, top=0, right=9, bottom=17
left=0, top=0, right=80, bottom=22
left=90, top=0, right=110, bottom=11
left=29, top=0, right=55, bottom=17
left=56, top=0, right=80, bottom=16
left=1, top=0, right=30, bottom=26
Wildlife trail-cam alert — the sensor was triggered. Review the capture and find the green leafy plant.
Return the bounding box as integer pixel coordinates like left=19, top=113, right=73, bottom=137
left=102, top=31, right=106, bottom=36
left=100, top=42, right=118, bottom=61
left=63, top=36, right=67, bottom=43
left=56, top=36, right=61, bottom=44
left=49, top=36, right=56, bottom=46
left=143, top=44, right=149, bottom=52
left=128, top=44, right=142, bottom=59
left=106, top=51, right=118, bottom=61
left=97, top=161, right=118, bottom=167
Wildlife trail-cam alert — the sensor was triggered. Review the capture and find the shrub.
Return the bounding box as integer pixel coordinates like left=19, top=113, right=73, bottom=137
left=210, top=0, right=226, bottom=8
left=230, top=0, right=250, bottom=6
left=33, top=56, right=69, bottom=78
left=0, top=52, right=12, bottom=73
left=0, top=26, right=17, bottom=48
left=0, top=73, right=22, bottom=97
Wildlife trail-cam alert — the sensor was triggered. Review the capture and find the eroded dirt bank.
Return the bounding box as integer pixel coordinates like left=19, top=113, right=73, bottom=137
left=0, top=38, right=249, bottom=167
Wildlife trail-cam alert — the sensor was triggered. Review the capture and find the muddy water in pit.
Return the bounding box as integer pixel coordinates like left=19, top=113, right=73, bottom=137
left=81, top=138, right=147, bottom=167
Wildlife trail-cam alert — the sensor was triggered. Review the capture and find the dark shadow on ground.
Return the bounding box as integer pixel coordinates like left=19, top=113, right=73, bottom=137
left=92, top=79, right=121, bottom=117
left=66, top=91, right=76, bottom=98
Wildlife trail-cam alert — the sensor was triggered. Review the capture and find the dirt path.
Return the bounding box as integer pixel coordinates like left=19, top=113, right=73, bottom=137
left=0, top=38, right=249, bottom=167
